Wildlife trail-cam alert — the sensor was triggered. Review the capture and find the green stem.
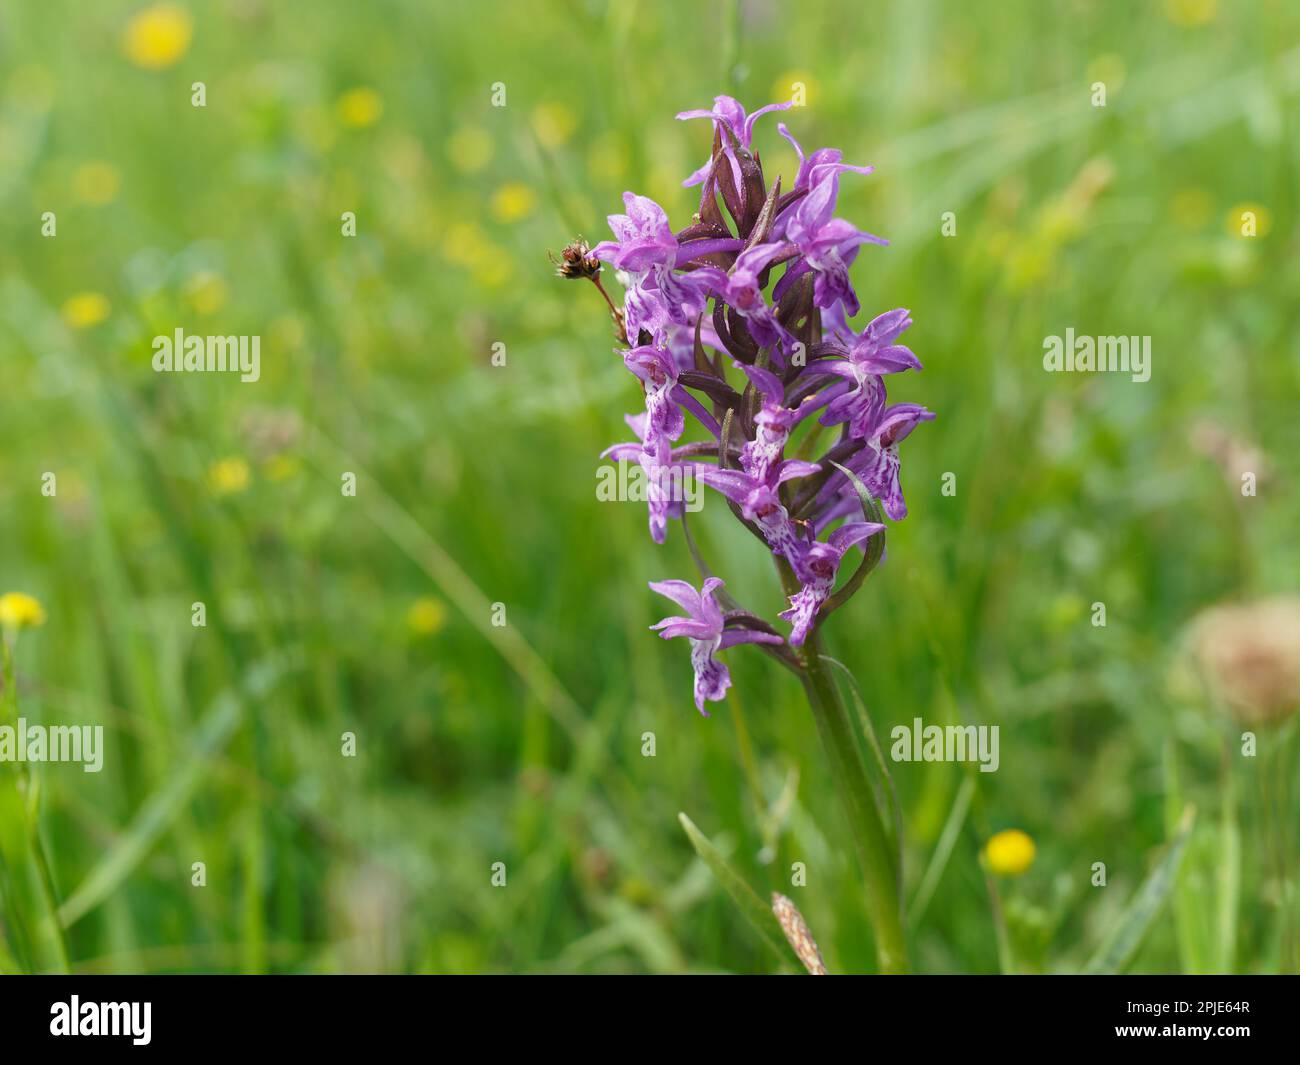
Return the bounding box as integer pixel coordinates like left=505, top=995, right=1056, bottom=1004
left=984, top=870, right=1015, bottom=975
left=795, top=622, right=907, bottom=973
left=29, top=824, right=70, bottom=972
left=1, top=637, right=70, bottom=972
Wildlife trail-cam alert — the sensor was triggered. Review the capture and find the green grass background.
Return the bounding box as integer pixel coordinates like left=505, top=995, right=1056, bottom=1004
left=1, top=0, right=1297, bottom=973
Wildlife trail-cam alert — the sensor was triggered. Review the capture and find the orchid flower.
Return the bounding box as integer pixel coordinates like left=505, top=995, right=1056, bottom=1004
left=691, top=243, right=799, bottom=356
left=695, top=460, right=820, bottom=565
left=780, top=521, right=885, bottom=645
left=819, top=308, right=923, bottom=438
left=782, top=164, right=887, bottom=316
left=649, top=577, right=783, bottom=714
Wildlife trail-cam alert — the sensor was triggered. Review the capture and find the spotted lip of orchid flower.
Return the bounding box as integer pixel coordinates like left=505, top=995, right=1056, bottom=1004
left=779, top=521, right=885, bottom=645
left=737, top=363, right=821, bottom=483
left=847, top=403, right=936, bottom=521
left=695, top=460, right=820, bottom=570
left=649, top=577, right=783, bottom=715
left=623, top=345, right=685, bottom=452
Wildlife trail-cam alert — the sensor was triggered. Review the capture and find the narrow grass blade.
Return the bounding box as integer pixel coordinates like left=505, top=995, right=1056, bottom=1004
left=1164, top=740, right=1211, bottom=972
left=58, top=658, right=287, bottom=928
left=909, top=773, right=976, bottom=928
left=677, top=812, right=792, bottom=966
left=1084, top=805, right=1197, bottom=975
left=1215, top=753, right=1240, bottom=973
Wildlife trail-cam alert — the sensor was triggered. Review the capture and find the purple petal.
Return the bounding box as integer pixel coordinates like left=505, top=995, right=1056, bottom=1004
left=651, top=617, right=714, bottom=640
left=600, top=441, right=643, bottom=461
left=719, top=628, right=784, bottom=649
left=648, top=579, right=703, bottom=617
left=742, top=100, right=793, bottom=144
left=774, top=459, right=821, bottom=484
left=695, top=467, right=756, bottom=505
left=771, top=256, right=811, bottom=303
left=827, top=521, right=885, bottom=555
left=739, top=362, right=784, bottom=403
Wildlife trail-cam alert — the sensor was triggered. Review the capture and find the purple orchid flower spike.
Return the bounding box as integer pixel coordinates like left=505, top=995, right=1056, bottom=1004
left=563, top=94, right=933, bottom=975
left=820, top=308, right=923, bottom=438
left=649, top=577, right=783, bottom=715
left=677, top=95, right=793, bottom=189
left=696, top=459, right=820, bottom=563
left=780, top=521, right=885, bottom=645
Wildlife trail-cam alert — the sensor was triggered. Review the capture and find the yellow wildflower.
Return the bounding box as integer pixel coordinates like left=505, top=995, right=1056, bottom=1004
left=1164, top=0, right=1218, bottom=28
left=406, top=597, right=448, bottom=637
left=337, top=87, right=383, bottom=129
left=984, top=829, right=1036, bottom=877
left=1227, top=202, right=1271, bottom=239
left=207, top=457, right=250, bottom=496
left=0, top=592, right=47, bottom=631
left=72, top=161, right=122, bottom=206
left=184, top=271, right=228, bottom=316
left=62, top=292, right=111, bottom=329
left=490, top=182, right=536, bottom=223
left=771, top=70, right=815, bottom=108
left=123, top=4, right=193, bottom=70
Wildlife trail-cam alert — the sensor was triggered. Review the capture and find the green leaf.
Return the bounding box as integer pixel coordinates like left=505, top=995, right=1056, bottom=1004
left=820, top=655, right=904, bottom=866
left=909, top=774, right=976, bottom=928
left=677, top=812, right=793, bottom=967
left=1084, top=805, right=1197, bottom=975
left=1215, top=757, right=1240, bottom=974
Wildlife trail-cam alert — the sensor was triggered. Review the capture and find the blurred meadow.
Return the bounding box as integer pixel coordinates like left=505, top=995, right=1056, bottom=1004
left=1, top=0, right=1298, bottom=974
